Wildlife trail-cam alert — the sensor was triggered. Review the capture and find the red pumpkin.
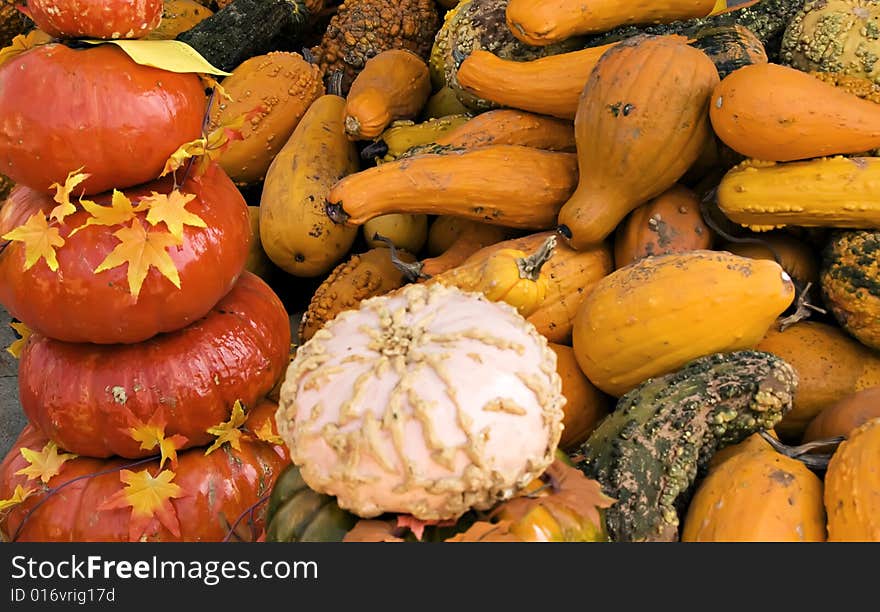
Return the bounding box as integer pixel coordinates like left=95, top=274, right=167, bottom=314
left=18, top=272, right=291, bottom=458
left=23, top=0, right=163, bottom=39
left=0, top=43, right=206, bottom=195
left=0, top=163, right=250, bottom=344
left=0, top=402, right=290, bottom=542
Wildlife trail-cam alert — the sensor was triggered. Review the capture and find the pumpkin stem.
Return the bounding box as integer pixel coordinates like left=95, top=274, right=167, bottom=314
left=758, top=430, right=843, bottom=471
left=517, top=235, right=556, bottom=281
left=324, top=201, right=350, bottom=225
left=373, top=233, right=427, bottom=282
left=327, top=71, right=344, bottom=97
left=778, top=282, right=827, bottom=331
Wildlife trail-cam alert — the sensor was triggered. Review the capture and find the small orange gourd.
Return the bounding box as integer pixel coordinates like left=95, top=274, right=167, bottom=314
left=803, top=387, right=880, bottom=444
left=824, top=418, right=880, bottom=541
left=549, top=343, right=610, bottom=451
left=435, top=109, right=576, bottom=152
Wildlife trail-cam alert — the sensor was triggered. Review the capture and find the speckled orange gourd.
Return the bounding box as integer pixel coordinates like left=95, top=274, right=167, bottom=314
left=824, top=418, right=880, bottom=541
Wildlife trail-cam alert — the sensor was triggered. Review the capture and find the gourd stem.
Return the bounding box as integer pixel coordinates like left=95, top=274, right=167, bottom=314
left=778, top=282, right=828, bottom=332
left=373, top=233, right=427, bottom=282
left=517, top=235, right=557, bottom=281
left=327, top=71, right=344, bottom=97
left=360, top=140, right=389, bottom=162
left=758, top=430, right=843, bottom=471
left=324, top=201, right=350, bottom=224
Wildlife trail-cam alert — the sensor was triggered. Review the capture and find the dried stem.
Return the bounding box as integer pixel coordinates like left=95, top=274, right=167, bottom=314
left=758, top=430, right=843, bottom=471
left=373, top=233, right=426, bottom=282
left=517, top=235, right=556, bottom=280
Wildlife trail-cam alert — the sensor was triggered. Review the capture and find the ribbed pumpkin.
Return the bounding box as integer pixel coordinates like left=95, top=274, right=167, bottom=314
left=23, top=0, right=163, bottom=39
left=824, top=418, right=880, bottom=541
left=613, top=184, right=713, bottom=269
left=208, top=52, right=324, bottom=185
left=821, top=231, right=880, bottom=350
left=755, top=321, right=880, bottom=439
left=557, top=35, right=720, bottom=250
left=549, top=343, right=610, bottom=451
left=803, top=387, right=880, bottom=444
left=682, top=437, right=826, bottom=542
left=573, top=250, right=795, bottom=397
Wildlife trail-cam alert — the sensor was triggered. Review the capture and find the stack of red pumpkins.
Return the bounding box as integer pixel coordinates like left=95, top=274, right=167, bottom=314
left=0, top=2, right=291, bottom=541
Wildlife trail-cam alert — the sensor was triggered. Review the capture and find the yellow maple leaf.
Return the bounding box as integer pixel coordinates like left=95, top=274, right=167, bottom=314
left=48, top=168, right=90, bottom=224
left=139, top=190, right=206, bottom=242
left=1, top=212, right=65, bottom=272
left=99, top=469, right=183, bottom=541
left=93, top=219, right=182, bottom=299
left=252, top=420, right=283, bottom=446
left=6, top=321, right=31, bottom=359
left=0, top=485, right=36, bottom=513
left=204, top=400, right=248, bottom=456
left=69, top=190, right=139, bottom=236
left=0, top=30, right=53, bottom=69
left=127, top=413, right=188, bottom=470
left=160, top=137, right=208, bottom=177
left=15, top=441, right=77, bottom=484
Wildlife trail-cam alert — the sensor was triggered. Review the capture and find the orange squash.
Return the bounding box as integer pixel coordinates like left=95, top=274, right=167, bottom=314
left=420, top=221, right=513, bottom=276
left=549, top=343, right=610, bottom=451
left=455, top=44, right=618, bottom=120
left=613, top=184, right=713, bottom=269
left=755, top=321, right=880, bottom=440
left=325, top=145, right=579, bottom=230
left=709, top=62, right=880, bottom=162
left=824, top=418, right=880, bottom=541
left=803, top=387, right=880, bottom=444
left=721, top=232, right=819, bottom=290
left=557, top=35, right=720, bottom=250
left=344, top=49, right=432, bottom=141
left=435, top=109, right=576, bottom=152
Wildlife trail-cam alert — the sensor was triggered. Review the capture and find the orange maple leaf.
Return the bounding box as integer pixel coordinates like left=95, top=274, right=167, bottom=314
left=138, top=190, right=206, bottom=242
left=204, top=400, right=248, bottom=456
left=127, top=412, right=188, bottom=469
left=6, top=321, right=31, bottom=359
left=15, top=441, right=77, bottom=485
left=343, top=519, right=406, bottom=543
left=99, top=469, right=183, bottom=541
left=1, top=212, right=65, bottom=272
left=69, top=190, right=139, bottom=236
left=48, top=168, right=90, bottom=224
left=0, top=484, right=37, bottom=513
left=93, top=219, right=182, bottom=299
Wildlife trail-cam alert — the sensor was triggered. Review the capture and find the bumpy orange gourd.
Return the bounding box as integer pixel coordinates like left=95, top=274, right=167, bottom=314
left=455, top=44, right=618, bottom=120
left=344, top=49, right=432, bottom=140
left=824, top=418, right=880, bottom=541
left=549, top=343, right=610, bottom=450
left=573, top=250, right=795, bottom=396
left=803, top=387, right=880, bottom=444
left=710, top=63, right=880, bottom=162
left=557, top=35, right=719, bottom=250
left=613, top=184, right=713, bottom=269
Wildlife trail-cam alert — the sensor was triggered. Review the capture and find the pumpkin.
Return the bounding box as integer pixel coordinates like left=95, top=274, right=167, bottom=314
left=18, top=272, right=290, bottom=458
left=549, top=343, right=609, bottom=451
left=276, top=282, right=565, bottom=521
left=298, top=247, right=417, bottom=343
left=146, top=0, right=214, bottom=40
left=455, top=44, right=618, bottom=120
left=343, top=50, right=432, bottom=141
left=245, top=206, right=273, bottom=280
left=681, top=438, right=826, bottom=542
left=325, top=145, right=578, bottom=230
left=364, top=214, right=429, bottom=254
left=781, top=0, right=880, bottom=85
left=0, top=163, right=250, bottom=344
left=803, top=387, right=880, bottom=445
left=557, top=35, right=719, bottom=250
left=259, top=92, right=359, bottom=278
left=821, top=231, right=880, bottom=350
left=721, top=233, right=819, bottom=290
left=0, top=43, right=206, bottom=195
left=264, top=465, right=358, bottom=542
left=573, top=250, right=795, bottom=397
left=505, top=0, right=717, bottom=46
left=23, top=0, right=162, bottom=39
left=690, top=23, right=768, bottom=79
left=577, top=350, right=797, bottom=542
left=0, top=404, right=289, bottom=542
left=613, top=184, right=713, bottom=269
left=208, top=52, right=324, bottom=186
left=435, top=109, right=576, bottom=152
left=755, top=321, right=880, bottom=439
left=710, top=63, right=880, bottom=162
left=716, top=157, right=880, bottom=232
left=824, top=418, right=880, bottom=541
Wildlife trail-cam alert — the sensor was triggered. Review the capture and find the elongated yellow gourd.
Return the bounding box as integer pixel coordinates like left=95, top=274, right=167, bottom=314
left=717, top=157, right=880, bottom=231
left=572, top=250, right=796, bottom=396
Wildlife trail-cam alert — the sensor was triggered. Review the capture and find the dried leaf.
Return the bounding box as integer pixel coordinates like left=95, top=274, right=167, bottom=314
left=127, top=412, right=188, bottom=469
left=139, top=190, right=206, bottom=242
left=161, top=138, right=208, bottom=177
left=49, top=169, right=90, bottom=224
left=93, top=219, right=182, bottom=298
left=0, top=30, right=52, bottom=69
left=99, top=469, right=183, bottom=541
left=343, top=519, right=406, bottom=543
left=252, top=420, right=283, bottom=447
left=396, top=515, right=457, bottom=541
left=445, top=520, right=521, bottom=542
left=69, top=190, right=139, bottom=236
left=1, top=212, right=65, bottom=272
left=204, top=400, right=248, bottom=456
left=0, top=485, right=37, bottom=513
left=15, top=441, right=77, bottom=484
left=6, top=321, right=31, bottom=359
